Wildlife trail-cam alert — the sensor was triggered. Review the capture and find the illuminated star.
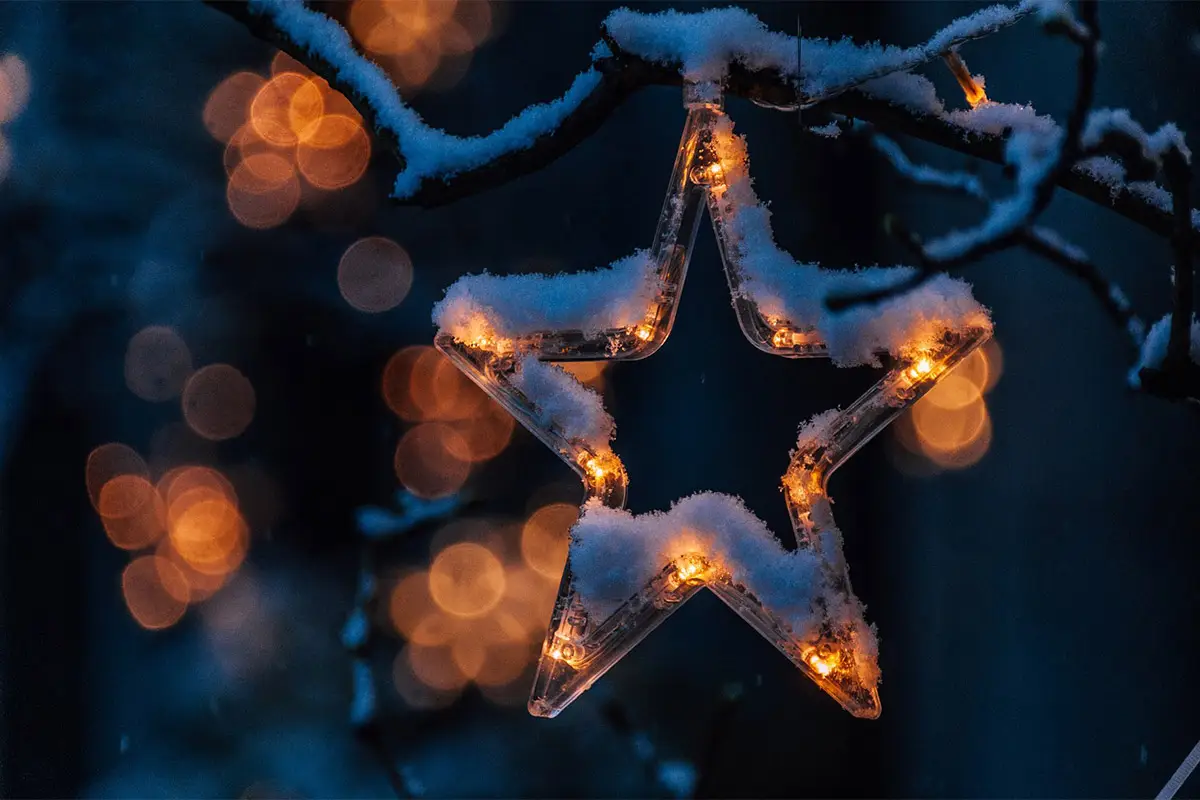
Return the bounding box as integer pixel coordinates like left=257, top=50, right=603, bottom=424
left=434, top=83, right=990, bottom=720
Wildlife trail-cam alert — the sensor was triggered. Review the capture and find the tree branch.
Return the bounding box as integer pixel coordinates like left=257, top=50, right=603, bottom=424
left=828, top=0, right=1101, bottom=308
left=1163, top=146, right=1195, bottom=371
left=206, top=0, right=1196, bottom=244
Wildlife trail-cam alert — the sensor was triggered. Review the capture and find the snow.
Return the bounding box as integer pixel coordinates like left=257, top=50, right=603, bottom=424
left=1082, top=109, right=1192, bottom=164
left=1129, top=313, right=1200, bottom=388
left=254, top=0, right=1034, bottom=201
left=569, top=492, right=821, bottom=628
left=248, top=0, right=604, bottom=200
left=807, top=121, right=842, bottom=139
left=867, top=128, right=986, bottom=199
left=1076, top=156, right=1200, bottom=230
left=709, top=115, right=991, bottom=365
left=568, top=492, right=878, bottom=683
left=604, top=7, right=796, bottom=86
left=509, top=356, right=614, bottom=448
left=432, top=251, right=657, bottom=341
left=605, top=3, right=1030, bottom=101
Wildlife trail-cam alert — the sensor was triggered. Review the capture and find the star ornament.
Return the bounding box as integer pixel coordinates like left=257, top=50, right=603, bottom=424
left=432, top=83, right=991, bottom=720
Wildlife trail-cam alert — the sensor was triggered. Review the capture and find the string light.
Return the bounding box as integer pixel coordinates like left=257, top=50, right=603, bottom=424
left=435, top=82, right=991, bottom=721
left=942, top=49, right=988, bottom=108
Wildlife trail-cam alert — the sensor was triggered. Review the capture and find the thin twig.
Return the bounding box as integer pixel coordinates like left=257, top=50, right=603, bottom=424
left=1163, top=146, right=1195, bottom=371
left=830, top=0, right=1101, bottom=308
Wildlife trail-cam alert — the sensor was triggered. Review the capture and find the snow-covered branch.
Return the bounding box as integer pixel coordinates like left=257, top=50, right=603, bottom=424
left=210, top=0, right=1197, bottom=244
left=210, top=0, right=1200, bottom=401
left=859, top=126, right=1145, bottom=349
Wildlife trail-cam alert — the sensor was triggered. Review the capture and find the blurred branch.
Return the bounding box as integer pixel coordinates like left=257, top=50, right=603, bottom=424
left=206, top=0, right=1194, bottom=244
left=342, top=491, right=465, bottom=799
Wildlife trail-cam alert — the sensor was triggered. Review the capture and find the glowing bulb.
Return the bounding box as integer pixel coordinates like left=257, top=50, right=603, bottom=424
left=708, top=162, right=723, bottom=178
left=942, top=50, right=988, bottom=109
left=550, top=648, right=564, bottom=660
left=772, top=328, right=792, bottom=348
left=635, top=325, right=653, bottom=342
left=908, top=356, right=935, bottom=379
left=805, top=647, right=840, bottom=677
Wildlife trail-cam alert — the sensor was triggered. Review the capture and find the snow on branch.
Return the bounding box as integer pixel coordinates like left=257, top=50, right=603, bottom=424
left=860, top=125, right=1145, bottom=348
left=211, top=0, right=1199, bottom=245
left=213, top=1, right=1200, bottom=401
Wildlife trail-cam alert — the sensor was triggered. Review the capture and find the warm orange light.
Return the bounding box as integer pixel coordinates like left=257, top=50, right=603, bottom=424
left=943, top=50, right=988, bottom=108
left=428, top=542, right=506, bottom=618
left=381, top=345, right=435, bottom=420
left=168, top=492, right=248, bottom=576
left=296, top=115, right=371, bottom=190
left=123, top=555, right=190, bottom=630
left=635, top=325, right=653, bottom=341
left=98, top=475, right=167, bottom=551
left=446, top=399, right=516, bottom=463
left=250, top=72, right=312, bottom=146
left=772, top=328, right=791, bottom=348
left=521, top=503, right=577, bottom=579
left=393, top=422, right=472, bottom=498
left=805, top=647, right=840, bottom=678
left=226, top=155, right=301, bottom=229
left=203, top=71, right=266, bottom=144
left=86, top=443, right=149, bottom=512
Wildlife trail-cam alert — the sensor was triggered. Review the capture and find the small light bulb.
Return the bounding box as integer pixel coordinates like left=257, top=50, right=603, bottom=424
left=550, top=648, right=564, bottom=660
left=635, top=325, right=653, bottom=341
left=915, top=357, right=933, bottom=375
left=708, top=162, right=723, bottom=177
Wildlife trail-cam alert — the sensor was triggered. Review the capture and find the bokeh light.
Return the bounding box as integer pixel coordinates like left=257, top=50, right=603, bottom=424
left=99, top=475, right=167, bottom=551
left=296, top=115, right=371, bottom=190
left=0, top=54, right=30, bottom=125
left=337, top=236, right=413, bottom=313
left=894, top=340, right=1003, bottom=473
left=156, top=536, right=230, bottom=603
left=122, top=555, right=189, bottom=630
left=209, top=57, right=370, bottom=232
left=250, top=72, right=314, bottom=147
left=203, top=71, right=266, bottom=144
left=521, top=503, right=576, bottom=579
left=182, top=364, right=256, bottom=441
left=348, top=0, right=495, bottom=95
left=124, top=325, right=194, bottom=402
left=388, top=515, right=563, bottom=708
left=381, top=346, right=431, bottom=419
left=428, top=542, right=506, bottom=618
left=393, top=422, right=471, bottom=498
left=446, top=399, right=514, bottom=462
left=86, top=443, right=149, bottom=511
left=226, top=153, right=302, bottom=229
left=168, top=492, right=249, bottom=576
